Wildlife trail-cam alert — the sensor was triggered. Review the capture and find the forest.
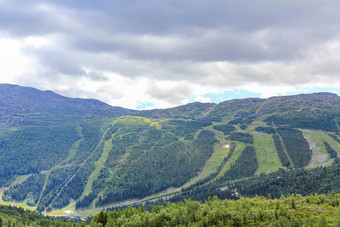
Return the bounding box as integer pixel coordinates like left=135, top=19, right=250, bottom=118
left=0, top=204, right=80, bottom=226
left=277, top=127, right=312, bottom=168
left=160, top=162, right=340, bottom=204
left=1, top=89, right=340, bottom=219
left=92, top=193, right=340, bottom=227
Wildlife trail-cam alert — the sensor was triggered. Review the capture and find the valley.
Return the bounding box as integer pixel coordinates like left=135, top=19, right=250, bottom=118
left=0, top=85, right=339, bottom=221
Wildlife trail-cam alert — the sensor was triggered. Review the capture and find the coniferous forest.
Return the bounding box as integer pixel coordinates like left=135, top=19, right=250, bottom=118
left=0, top=85, right=340, bottom=225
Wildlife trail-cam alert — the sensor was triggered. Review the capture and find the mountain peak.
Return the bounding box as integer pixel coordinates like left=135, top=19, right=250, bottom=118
left=0, top=83, right=135, bottom=127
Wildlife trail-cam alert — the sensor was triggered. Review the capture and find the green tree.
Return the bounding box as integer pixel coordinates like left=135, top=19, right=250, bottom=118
left=97, top=211, right=107, bottom=226
left=335, top=207, right=340, bottom=227
left=316, top=217, right=327, bottom=227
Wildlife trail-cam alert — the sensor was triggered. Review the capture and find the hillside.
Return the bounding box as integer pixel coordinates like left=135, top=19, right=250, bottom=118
left=0, top=84, right=339, bottom=218
left=0, top=84, right=136, bottom=127
left=90, top=193, right=340, bottom=226
left=1, top=193, right=339, bottom=226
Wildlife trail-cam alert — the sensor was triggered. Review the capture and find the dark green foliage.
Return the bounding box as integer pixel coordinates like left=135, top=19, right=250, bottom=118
left=105, top=122, right=143, bottom=170
left=0, top=125, right=79, bottom=187
left=73, top=122, right=102, bottom=164
left=3, top=174, right=46, bottom=206
left=234, top=163, right=340, bottom=198
left=228, top=132, right=254, bottom=144
left=0, top=204, right=78, bottom=226
left=228, top=118, right=243, bottom=125
left=185, top=142, right=237, bottom=189
left=240, top=124, right=247, bottom=130
left=37, top=166, right=78, bottom=212
left=51, top=163, right=95, bottom=209
left=329, top=133, right=340, bottom=144
left=255, top=126, right=276, bottom=134
left=227, top=116, right=256, bottom=128
left=77, top=168, right=112, bottom=208
left=235, top=110, right=256, bottom=118
left=96, top=130, right=216, bottom=206
left=277, top=127, right=312, bottom=168
left=324, top=141, right=338, bottom=159
left=3, top=91, right=340, bottom=212
left=165, top=162, right=340, bottom=204
left=76, top=192, right=97, bottom=209
left=272, top=135, right=290, bottom=167
left=220, top=146, right=258, bottom=181
left=213, top=124, right=235, bottom=135
left=161, top=120, right=211, bottom=140
left=264, top=109, right=338, bottom=132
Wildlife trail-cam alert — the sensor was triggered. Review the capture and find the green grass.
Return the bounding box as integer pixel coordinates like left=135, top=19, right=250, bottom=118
left=301, top=129, right=339, bottom=168
left=117, top=116, right=162, bottom=129
left=183, top=119, right=240, bottom=187
left=64, top=126, right=84, bottom=164
left=81, top=138, right=112, bottom=200
left=9, top=175, right=30, bottom=187
left=277, top=134, right=294, bottom=167
left=0, top=175, right=36, bottom=210
left=45, top=202, right=76, bottom=217
left=182, top=141, right=230, bottom=188
left=0, top=190, right=37, bottom=211
left=183, top=121, right=233, bottom=187
left=34, top=126, right=85, bottom=208
left=253, top=133, right=281, bottom=174
left=325, top=133, right=340, bottom=156
left=53, top=126, right=84, bottom=168
left=246, top=121, right=270, bottom=131
left=217, top=142, right=245, bottom=178
left=302, top=130, right=330, bottom=155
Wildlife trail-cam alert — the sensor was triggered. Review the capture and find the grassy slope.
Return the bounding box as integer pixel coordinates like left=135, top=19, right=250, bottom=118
left=217, top=142, right=245, bottom=178
left=60, top=126, right=84, bottom=166
left=183, top=122, right=230, bottom=187
left=253, top=133, right=281, bottom=174
left=3, top=115, right=340, bottom=216
left=182, top=139, right=230, bottom=188
left=78, top=135, right=112, bottom=202
left=79, top=116, right=163, bottom=207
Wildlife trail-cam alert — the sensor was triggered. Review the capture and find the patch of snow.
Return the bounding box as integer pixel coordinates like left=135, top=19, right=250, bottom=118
left=64, top=210, right=74, bottom=214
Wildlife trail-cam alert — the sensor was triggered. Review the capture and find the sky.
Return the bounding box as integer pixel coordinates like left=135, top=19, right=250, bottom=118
left=1, top=0, right=340, bottom=110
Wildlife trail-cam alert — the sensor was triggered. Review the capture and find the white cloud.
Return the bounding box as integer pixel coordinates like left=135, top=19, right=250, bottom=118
left=193, top=95, right=212, bottom=103
left=1, top=0, right=340, bottom=109
left=0, top=38, right=35, bottom=83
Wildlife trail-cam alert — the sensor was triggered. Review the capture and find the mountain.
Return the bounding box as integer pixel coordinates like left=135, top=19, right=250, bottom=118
left=0, top=84, right=339, bottom=218
left=0, top=84, right=136, bottom=127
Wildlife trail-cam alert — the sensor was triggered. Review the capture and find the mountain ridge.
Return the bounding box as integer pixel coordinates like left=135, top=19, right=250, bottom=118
left=0, top=83, right=339, bottom=217
left=0, top=84, right=136, bottom=127
left=1, top=83, right=340, bottom=125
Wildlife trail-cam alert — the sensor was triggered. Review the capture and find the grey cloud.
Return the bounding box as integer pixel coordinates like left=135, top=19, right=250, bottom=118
left=146, top=83, right=193, bottom=104
left=86, top=72, right=108, bottom=81
left=0, top=2, right=82, bottom=36
left=29, top=48, right=85, bottom=76
left=2, top=0, right=340, bottom=65
left=2, top=0, right=340, bottom=108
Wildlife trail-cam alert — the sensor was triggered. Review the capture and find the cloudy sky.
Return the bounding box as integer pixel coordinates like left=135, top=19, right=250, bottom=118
left=1, top=0, right=340, bottom=109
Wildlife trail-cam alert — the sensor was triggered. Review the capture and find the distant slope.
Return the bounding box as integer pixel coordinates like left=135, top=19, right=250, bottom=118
left=0, top=84, right=340, bottom=215
left=139, top=102, right=216, bottom=120
left=207, top=92, right=340, bottom=132
left=0, top=84, right=136, bottom=127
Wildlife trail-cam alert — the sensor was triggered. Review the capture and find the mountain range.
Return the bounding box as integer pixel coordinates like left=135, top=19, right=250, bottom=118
left=0, top=84, right=339, bottom=218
